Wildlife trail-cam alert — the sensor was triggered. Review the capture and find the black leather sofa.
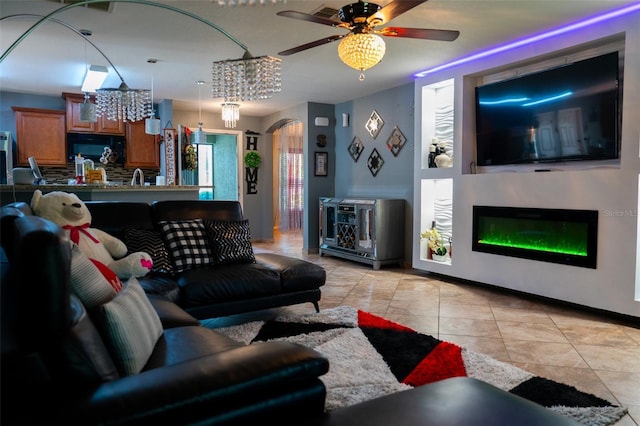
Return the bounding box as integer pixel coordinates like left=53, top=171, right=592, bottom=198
left=81, top=199, right=326, bottom=319
left=0, top=205, right=329, bottom=425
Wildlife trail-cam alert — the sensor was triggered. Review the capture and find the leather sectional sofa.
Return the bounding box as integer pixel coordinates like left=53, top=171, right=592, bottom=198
left=84, top=199, right=326, bottom=319
left=0, top=202, right=329, bottom=425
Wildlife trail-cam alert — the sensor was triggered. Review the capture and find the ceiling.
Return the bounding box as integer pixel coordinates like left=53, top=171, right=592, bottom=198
left=1, top=1, right=636, bottom=118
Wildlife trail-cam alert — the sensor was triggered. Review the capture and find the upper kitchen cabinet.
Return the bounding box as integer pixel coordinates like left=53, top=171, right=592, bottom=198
left=62, top=93, right=125, bottom=135
left=12, top=107, right=66, bottom=166
left=125, top=120, right=160, bottom=169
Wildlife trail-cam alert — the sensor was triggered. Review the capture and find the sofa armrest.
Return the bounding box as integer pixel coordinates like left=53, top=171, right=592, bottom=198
left=146, top=294, right=201, bottom=328
left=67, top=341, right=329, bottom=425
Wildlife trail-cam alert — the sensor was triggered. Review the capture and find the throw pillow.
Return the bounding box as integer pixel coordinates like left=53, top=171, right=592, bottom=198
left=95, top=277, right=163, bottom=376
left=70, top=245, right=118, bottom=308
left=205, top=220, right=256, bottom=265
left=158, top=219, right=212, bottom=273
left=123, top=228, right=174, bottom=275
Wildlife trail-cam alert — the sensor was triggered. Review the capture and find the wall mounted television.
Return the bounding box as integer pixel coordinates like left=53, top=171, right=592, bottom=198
left=475, top=51, right=620, bottom=167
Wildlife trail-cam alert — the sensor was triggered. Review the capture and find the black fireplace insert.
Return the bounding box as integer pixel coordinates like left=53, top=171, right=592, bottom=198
left=472, top=206, right=598, bottom=268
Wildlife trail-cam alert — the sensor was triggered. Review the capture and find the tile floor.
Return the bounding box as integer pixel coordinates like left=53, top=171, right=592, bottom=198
left=249, top=231, right=639, bottom=425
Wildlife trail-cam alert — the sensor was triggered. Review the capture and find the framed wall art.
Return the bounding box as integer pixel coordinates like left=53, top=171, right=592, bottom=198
left=315, top=151, right=328, bottom=176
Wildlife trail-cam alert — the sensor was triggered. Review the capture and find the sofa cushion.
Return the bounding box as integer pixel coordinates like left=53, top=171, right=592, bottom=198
left=70, top=245, right=118, bottom=308
left=205, top=220, right=255, bottom=265
left=254, top=253, right=327, bottom=292
left=95, top=278, right=163, bottom=376
left=175, top=263, right=281, bottom=308
left=123, top=228, right=174, bottom=275
left=158, top=219, right=212, bottom=274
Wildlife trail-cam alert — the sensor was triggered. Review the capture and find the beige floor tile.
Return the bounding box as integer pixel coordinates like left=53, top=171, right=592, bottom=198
left=439, top=303, right=495, bottom=320
left=622, top=404, right=640, bottom=425
left=503, top=340, right=588, bottom=368
left=620, top=325, right=640, bottom=345
left=594, top=370, right=640, bottom=406
left=573, top=344, right=640, bottom=373
left=560, top=325, right=638, bottom=346
left=491, top=306, right=553, bottom=324
left=439, top=317, right=501, bottom=338
left=497, top=320, right=568, bottom=343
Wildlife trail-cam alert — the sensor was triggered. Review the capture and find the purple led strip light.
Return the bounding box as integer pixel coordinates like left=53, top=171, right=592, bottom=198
left=414, top=2, right=640, bottom=78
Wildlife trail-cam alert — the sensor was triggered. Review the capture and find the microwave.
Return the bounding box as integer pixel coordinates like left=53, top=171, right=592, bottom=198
left=67, top=133, right=125, bottom=164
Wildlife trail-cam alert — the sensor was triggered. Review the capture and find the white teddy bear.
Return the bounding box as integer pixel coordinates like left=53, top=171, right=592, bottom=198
left=31, top=190, right=153, bottom=279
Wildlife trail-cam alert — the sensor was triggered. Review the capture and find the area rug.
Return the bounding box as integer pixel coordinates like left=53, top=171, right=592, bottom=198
left=207, top=306, right=627, bottom=426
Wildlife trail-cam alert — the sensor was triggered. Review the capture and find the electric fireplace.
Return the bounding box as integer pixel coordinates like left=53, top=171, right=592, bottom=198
left=472, top=206, right=598, bottom=268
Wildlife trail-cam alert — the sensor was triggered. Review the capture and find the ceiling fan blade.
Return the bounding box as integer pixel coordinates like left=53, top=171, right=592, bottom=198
left=379, top=27, right=460, bottom=41
left=369, top=0, right=427, bottom=26
left=278, top=35, right=345, bottom=56
left=277, top=10, right=343, bottom=27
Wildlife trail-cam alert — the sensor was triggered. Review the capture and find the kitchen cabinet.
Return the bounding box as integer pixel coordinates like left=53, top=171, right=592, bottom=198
left=62, top=93, right=125, bottom=135
left=125, top=120, right=160, bottom=168
left=12, top=107, right=66, bottom=166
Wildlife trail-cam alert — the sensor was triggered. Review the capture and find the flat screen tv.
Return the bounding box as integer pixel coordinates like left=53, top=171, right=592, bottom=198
left=475, top=51, right=620, bottom=167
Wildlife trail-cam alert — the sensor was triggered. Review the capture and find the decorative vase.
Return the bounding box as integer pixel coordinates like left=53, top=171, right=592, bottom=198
left=432, top=253, right=448, bottom=262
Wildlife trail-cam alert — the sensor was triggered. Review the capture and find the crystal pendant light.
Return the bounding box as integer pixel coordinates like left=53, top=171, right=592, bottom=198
left=338, top=32, right=386, bottom=81
left=79, top=92, right=97, bottom=122
left=212, top=51, right=281, bottom=101
left=192, top=81, right=206, bottom=144
left=96, top=82, right=151, bottom=122
left=221, top=103, right=240, bottom=128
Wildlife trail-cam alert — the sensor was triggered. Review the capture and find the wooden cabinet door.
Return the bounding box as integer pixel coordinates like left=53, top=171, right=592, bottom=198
left=63, top=93, right=124, bottom=135
left=65, top=93, right=96, bottom=133
left=96, top=114, right=125, bottom=135
left=125, top=120, right=160, bottom=168
left=12, top=107, right=66, bottom=166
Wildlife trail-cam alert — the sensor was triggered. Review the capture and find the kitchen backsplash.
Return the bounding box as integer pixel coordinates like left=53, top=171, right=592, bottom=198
left=40, top=164, right=160, bottom=185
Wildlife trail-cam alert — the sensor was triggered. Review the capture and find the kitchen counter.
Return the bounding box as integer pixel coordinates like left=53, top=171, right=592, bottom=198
left=0, top=184, right=201, bottom=205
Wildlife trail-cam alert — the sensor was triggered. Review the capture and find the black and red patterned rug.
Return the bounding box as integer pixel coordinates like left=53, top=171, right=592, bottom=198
left=210, top=306, right=627, bottom=425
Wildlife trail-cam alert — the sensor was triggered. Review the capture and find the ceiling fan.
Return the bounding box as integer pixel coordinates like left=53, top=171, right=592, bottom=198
left=277, top=0, right=460, bottom=79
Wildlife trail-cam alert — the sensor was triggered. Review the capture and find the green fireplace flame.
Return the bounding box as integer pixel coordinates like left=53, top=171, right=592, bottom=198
left=477, top=217, right=589, bottom=257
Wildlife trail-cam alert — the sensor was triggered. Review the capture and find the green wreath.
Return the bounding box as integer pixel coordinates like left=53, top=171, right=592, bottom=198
left=244, top=151, right=262, bottom=168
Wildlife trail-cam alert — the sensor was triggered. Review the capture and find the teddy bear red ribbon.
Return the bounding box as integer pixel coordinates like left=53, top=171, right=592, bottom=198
left=62, top=223, right=100, bottom=245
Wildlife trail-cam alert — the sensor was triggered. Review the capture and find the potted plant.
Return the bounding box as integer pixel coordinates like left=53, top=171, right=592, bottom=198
left=421, top=228, right=448, bottom=262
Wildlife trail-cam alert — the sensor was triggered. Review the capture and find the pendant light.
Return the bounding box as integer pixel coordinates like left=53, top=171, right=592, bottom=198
left=145, top=64, right=161, bottom=135
left=192, top=80, right=206, bottom=144
left=79, top=40, right=97, bottom=122
left=221, top=103, right=239, bottom=128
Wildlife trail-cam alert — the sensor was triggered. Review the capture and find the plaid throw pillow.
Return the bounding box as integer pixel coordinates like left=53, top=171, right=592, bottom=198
left=205, top=220, right=255, bottom=265
left=158, top=219, right=212, bottom=273
left=123, top=228, right=174, bottom=275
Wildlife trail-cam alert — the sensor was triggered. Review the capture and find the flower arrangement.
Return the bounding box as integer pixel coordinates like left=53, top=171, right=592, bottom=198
left=421, top=228, right=448, bottom=256
left=244, top=151, right=262, bottom=168
left=183, top=143, right=197, bottom=171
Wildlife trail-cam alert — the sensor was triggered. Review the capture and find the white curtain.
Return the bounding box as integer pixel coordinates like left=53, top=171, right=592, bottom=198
left=273, top=121, right=304, bottom=232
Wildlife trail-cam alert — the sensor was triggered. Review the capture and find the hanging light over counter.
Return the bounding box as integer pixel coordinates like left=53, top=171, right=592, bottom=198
left=221, top=103, right=240, bottom=128
left=212, top=51, right=281, bottom=102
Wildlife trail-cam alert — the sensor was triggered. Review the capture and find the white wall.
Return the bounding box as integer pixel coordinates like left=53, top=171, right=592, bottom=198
left=414, top=10, right=640, bottom=317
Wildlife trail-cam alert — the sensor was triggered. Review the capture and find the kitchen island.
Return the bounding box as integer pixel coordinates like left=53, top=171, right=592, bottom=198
left=0, top=184, right=200, bottom=206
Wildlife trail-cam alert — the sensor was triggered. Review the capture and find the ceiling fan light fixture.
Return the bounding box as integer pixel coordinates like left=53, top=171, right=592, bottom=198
left=338, top=32, right=386, bottom=80
left=221, top=103, right=240, bottom=128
